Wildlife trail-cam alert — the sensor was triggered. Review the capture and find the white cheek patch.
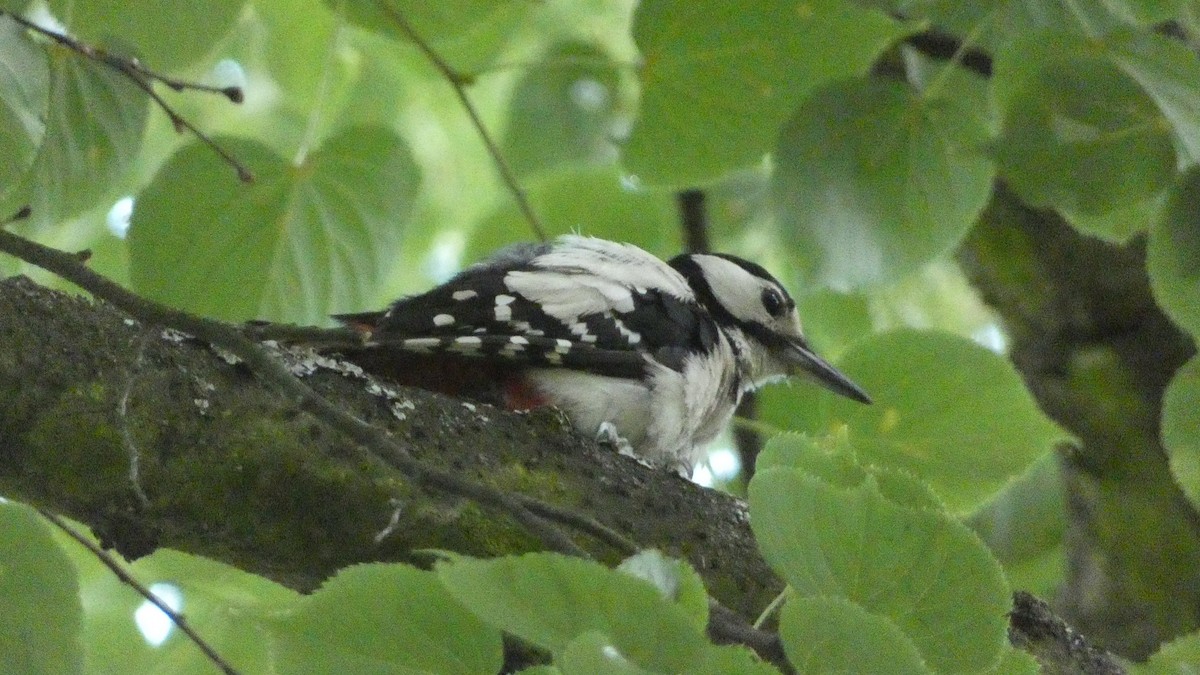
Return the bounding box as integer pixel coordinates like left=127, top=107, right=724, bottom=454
left=690, top=256, right=774, bottom=326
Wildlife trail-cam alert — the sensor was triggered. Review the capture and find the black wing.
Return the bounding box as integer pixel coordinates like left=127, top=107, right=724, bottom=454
left=335, top=242, right=721, bottom=379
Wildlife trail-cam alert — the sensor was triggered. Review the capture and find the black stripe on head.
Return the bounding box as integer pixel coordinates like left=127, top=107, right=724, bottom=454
left=668, top=254, right=739, bottom=329
left=711, top=254, right=796, bottom=311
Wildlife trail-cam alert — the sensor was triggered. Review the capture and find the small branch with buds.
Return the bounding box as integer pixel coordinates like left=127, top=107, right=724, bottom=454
left=0, top=11, right=252, bottom=182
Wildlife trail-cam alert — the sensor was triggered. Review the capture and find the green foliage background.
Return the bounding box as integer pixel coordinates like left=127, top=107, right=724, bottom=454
left=1, top=0, right=1199, bottom=672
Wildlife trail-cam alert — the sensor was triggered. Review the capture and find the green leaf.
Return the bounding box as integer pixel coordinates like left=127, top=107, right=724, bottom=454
left=780, top=596, right=931, bottom=675
left=1108, top=31, right=1200, bottom=163
left=1135, top=630, right=1200, bottom=674
left=16, top=48, right=148, bottom=227
left=616, top=550, right=708, bottom=633
left=759, top=329, right=1069, bottom=513
left=0, top=17, right=48, bottom=207
left=335, top=0, right=529, bottom=72
left=436, top=553, right=707, bottom=673
left=968, top=453, right=1067, bottom=597
left=0, top=502, right=82, bottom=675
left=691, top=646, right=780, bottom=675
left=1163, top=356, right=1200, bottom=512
left=502, top=42, right=628, bottom=178
left=773, top=77, right=993, bottom=289
left=130, top=124, right=419, bottom=323
left=991, top=646, right=1042, bottom=675
left=626, top=0, right=909, bottom=187
left=47, top=0, right=242, bottom=69
left=904, top=0, right=1127, bottom=50
left=470, top=166, right=680, bottom=262
left=750, top=469, right=1011, bottom=673
left=992, top=31, right=1176, bottom=217
left=757, top=434, right=945, bottom=513
left=558, top=631, right=658, bottom=675
left=272, top=563, right=502, bottom=675
left=70, top=548, right=299, bottom=674
left=1065, top=190, right=1162, bottom=242
left=1147, top=166, right=1200, bottom=338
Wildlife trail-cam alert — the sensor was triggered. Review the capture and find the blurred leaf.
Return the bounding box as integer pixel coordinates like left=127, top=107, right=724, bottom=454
left=436, top=553, right=707, bottom=672
left=1109, top=30, right=1200, bottom=163
left=1147, top=166, right=1200, bottom=338
left=130, top=124, right=419, bottom=323
left=503, top=42, right=626, bottom=178
left=335, top=0, right=529, bottom=72
left=793, top=290, right=872, bottom=358
left=626, top=0, right=909, bottom=187
left=1163, top=356, right=1200, bottom=512
left=72, top=547, right=299, bottom=674
left=992, top=646, right=1043, bottom=675
left=272, top=563, right=502, bottom=675
left=0, top=17, right=48, bottom=207
left=1065, top=190, right=1162, bottom=242
left=47, top=0, right=242, bottom=69
left=992, top=31, right=1176, bottom=217
left=774, top=77, right=993, bottom=290
left=0, top=502, right=82, bottom=675
left=691, top=646, right=780, bottom=675
left=1135, top=630, right=1200, bottom=674
left=761, top=329, right=1068, bottom=512
left=903, top=0, right=1127, bottom=50
left=750, top=469, right=1010, bottom=673
left=558, top=631, right=657, bottom=675
left=968, top=453, right=1067, bottom=597
left=16, top=49, right=148, bottom=228
left=757, top=434, right=946, bottom=512
left=780, top=596, right=930, bottom=675
left=471, top=166, right=679, bottom=262
left=616, top=550, right=708, bottom=633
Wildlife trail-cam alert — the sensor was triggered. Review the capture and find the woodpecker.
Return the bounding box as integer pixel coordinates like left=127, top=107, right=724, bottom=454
left=334, top=235, right=870, bottom=473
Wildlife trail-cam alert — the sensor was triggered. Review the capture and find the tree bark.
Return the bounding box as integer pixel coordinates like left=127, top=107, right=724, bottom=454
left=959, top=185, right=1200, bottom=659
left=0, top=272, right=1131, bottom=672
left=0, top=274, right=777, bottom=617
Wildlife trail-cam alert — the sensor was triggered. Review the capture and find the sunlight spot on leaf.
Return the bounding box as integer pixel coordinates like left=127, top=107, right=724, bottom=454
left=570, top=78, right=609, bottom=112
left=426, top=231, right=466, bottom=284
left=106, top=196, right=134, bottom=239
left=212, top=59, right=247, bottom=91
left=973, top=323, right=1008, bottom=354
left=708, top=446, right=741, bottom=481
left=134, top=582, right=182, bottom=647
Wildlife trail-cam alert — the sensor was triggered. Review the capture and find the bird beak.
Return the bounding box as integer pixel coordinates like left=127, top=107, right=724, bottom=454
left=783, top=338, right=872, bottom=404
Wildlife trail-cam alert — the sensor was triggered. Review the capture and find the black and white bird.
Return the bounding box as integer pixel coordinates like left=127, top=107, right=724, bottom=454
left=334, top=235, right=870, bottom=473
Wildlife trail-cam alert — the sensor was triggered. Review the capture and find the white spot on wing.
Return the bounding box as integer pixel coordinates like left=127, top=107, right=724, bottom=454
left=402, top=338, right=442, bottom=353
left=495, top=305, right=512, bottom=321
left=495, top=294, right=517, bottom=305
left=555, top=339, right=572, bottom=354
left=433, top=313, right=455, bottom=327
left=452, top=290, right=478, bottom=301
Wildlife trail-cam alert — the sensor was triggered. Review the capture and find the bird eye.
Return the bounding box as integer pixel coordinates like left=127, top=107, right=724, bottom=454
left=761, top=288, right=787, bottom=318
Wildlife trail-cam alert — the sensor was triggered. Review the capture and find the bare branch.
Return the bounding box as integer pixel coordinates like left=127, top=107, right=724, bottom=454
left=0, top=11, right=252, bottom=182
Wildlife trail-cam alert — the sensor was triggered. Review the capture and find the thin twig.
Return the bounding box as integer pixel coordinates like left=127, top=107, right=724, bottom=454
left=0, top=214, right=586, bottom=557
left=374, top=1, right=547, bottom=242
left=34, top=506, right=242, bottom=675
left=0, top=11, right=252, bottom=182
